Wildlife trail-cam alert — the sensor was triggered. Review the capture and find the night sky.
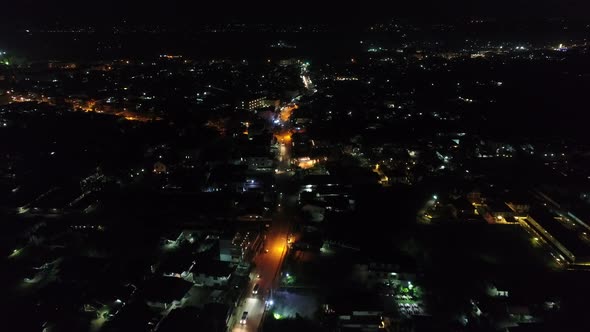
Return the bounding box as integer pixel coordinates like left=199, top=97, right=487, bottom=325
left=5, top=0, right=590, bottom=25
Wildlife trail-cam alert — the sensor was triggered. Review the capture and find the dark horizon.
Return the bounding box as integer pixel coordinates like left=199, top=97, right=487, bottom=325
left=5, top=0, right=590, bottom=25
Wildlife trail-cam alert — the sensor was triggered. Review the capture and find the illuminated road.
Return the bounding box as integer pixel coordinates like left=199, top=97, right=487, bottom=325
left=301, top=61, right=315, bottom=93
left=231, top=100, right=297, bottom=332
left=231, top=62, right=313, bottom=331
left=231, top=209, right=291, bottom=332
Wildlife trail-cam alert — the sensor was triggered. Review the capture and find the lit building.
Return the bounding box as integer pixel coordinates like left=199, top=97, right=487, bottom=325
left=278, top=58, right=301, bottom=66
left=48, top=61, right=78, bottom=69
left=153, top=161, right=167, bottom=174
left=239, top=97, right=266, bottom=111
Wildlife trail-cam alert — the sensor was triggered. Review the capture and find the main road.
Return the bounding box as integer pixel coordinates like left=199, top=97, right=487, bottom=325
left=231, top=61, right=315, bottom=331
left=231, top=105, right=297, bottom=332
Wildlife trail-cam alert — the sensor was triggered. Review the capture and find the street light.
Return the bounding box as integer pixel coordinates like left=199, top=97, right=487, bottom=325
left=433, top=195, right=438, bottom=200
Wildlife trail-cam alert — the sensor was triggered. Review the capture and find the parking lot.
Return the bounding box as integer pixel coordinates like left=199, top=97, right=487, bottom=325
left=395, top=297, right=425, bottom=316
left=377, top=281, right=427, bottom=317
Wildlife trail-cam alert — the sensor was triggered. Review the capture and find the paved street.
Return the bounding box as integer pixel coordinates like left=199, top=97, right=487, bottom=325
left=231, top=206, right=292, bottom=332
left=231, top=100, right=297, bottom=332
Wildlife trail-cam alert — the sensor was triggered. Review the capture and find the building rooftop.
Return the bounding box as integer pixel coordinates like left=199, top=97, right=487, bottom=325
left=529, top=207, right=590, bottom=259
left=487, top=200, right=513, bottom=213
left=157, top=252, right=195, bottom=275
left=190, top=259, right=234, bottom=278
left=103, top=300, right=155, bottom=332
left=142, top=277, right=193, bottom=304
left=156, top=307, right=202, bottom=332
left=452, top=197, right=474, bottom=211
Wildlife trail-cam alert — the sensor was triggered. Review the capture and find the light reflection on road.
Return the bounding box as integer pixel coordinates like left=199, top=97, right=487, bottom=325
left=231, top=96, right=297, bottom=332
